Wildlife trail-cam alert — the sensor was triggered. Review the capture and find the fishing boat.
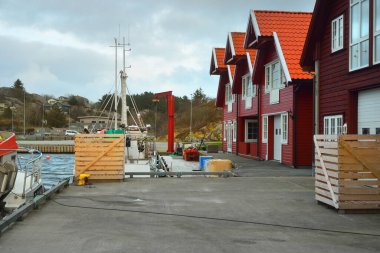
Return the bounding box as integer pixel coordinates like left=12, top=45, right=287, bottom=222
left=0, top=131, right=44, bottom=215
left=0, top=132, right=18, bottom=215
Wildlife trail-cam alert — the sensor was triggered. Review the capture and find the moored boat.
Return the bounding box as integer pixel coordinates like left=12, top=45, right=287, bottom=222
left=0, top=132, right=19, bottom=215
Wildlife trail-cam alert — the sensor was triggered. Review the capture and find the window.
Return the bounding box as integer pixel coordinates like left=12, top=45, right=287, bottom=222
left=225, top=83, right=234, bottom=112
left=332, top=15, right=344, bottom=52
left=281, top=113, right=288, bottom=144
left=242, top=74, right=253, bottom=109
left=264, top=60, right=286, bottom=104
left=350, top=0, right=369, bottom=70
left=233, top=121, right=237, bottom=142
left=324, top=115, right=343, bottom=135
left=262, top=116, right=268, bottom=143
left=245, top=119, right=258, bottom=142
left=223, top=122, right=227, bottom=141
left=375, top=0, right=380, bottom=64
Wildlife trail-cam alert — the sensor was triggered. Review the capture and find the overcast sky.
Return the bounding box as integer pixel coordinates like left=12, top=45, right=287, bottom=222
left=0, top=0, right=315, bottom=102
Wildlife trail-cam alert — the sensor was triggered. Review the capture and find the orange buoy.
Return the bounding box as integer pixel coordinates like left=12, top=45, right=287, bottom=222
left=45, top=155, right=51, bottom=160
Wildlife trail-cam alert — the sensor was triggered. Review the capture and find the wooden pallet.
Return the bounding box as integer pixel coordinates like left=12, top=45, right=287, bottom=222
left=314, top=135, right=380, bottom=210
left=75, top=134, right=125, bottom=180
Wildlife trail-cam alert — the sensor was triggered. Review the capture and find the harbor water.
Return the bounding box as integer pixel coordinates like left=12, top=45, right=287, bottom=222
left=19, top=153, right=74, bottom=189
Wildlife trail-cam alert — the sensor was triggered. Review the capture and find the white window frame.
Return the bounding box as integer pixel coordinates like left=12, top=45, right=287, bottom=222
left=232, top=121, right=237, bottom=142
left=262, top=116, right=268, bottom=143
left=245, top=119, right=258, bottom=142
left=350, top=0, right=370, bottom=71
left=374, top=0, right=380, bottom=64
left=223, top=121, right=227, bottom=141
left=331, top=15, right=344, bottom=52
left=225, top=83, right=233, bottom=112
left=281, top=113, right=288, bottom=144
left=242, top=74, right=253, bottom=109
left=323, top=115, right=343, bottom=135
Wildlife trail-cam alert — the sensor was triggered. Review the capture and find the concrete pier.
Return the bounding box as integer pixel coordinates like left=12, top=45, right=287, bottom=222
left=0, top=155, right=379, bottom=253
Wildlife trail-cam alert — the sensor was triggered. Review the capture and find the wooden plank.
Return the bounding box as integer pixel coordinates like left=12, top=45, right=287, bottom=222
left=339, top=194, right=380, bottom=201
left=340, top=135, right=380, bottom=141
left=315, top=155, right=338, bottom=163
left=316, top=181, right=339, bottom=193
left=316, top=174, right=339, bottom=185
left=320, top=148, right=339, bottom=156
left=75, top=157, right=125, bottom=162
left=339, top=163, right=365, bottom=171
left=86, top=174, right=124, bottom=180
left=75, top=147, right=125, bottom=152
left=339, top=202, right=380, bottom=210
left=76, top=161, right=124, bottom=166
left=315, top=167, right=339, bottom=178
left=316, top=188, right=339, bottom=201
left=315, top=161, right=339, bottom=171
left=315, top=141, right=338, bottom=149
left=339, top=187, right=380, bottom=195
left=316, top=194, right=337, bottom=208
left=339, top=172, right=377, bottom=179
left=339, top=179, right=380, bottom=187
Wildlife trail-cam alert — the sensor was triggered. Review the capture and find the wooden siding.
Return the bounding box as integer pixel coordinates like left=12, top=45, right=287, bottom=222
left=318, top=0, right=380, bottom=134
left=295, top=84, right=313, bottom=166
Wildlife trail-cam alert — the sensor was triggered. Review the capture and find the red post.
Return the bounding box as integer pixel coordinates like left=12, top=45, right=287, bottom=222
left=154, top=91, right=175, bottom=153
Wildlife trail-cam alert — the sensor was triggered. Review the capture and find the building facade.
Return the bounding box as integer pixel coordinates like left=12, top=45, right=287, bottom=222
left=301, top=0, right=380, bottom=136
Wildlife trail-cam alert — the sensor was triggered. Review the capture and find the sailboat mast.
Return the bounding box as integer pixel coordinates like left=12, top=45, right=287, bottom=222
left=114, top=38, right=118, bottom=129
left=121, top=37, right=127, bottom=128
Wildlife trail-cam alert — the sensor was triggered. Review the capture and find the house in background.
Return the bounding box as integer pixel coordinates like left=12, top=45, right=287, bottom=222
left=301, top=0, right=380, bottom=136
left=244, top=10, right=314, bottom=167
left=210, top=46, right=237, bottom=153
left=224, top=32, right=259, bottom=158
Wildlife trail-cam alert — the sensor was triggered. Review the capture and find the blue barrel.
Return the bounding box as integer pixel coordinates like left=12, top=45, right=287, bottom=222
left=199, top=156, right=213, bottom=170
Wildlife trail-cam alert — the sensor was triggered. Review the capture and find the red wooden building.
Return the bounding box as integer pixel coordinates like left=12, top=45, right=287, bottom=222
left=224, top=33, right=259, bottom=158
left=210, top=46, right=237, bottom=153
left=301, top=0, right=380, bottom=136
left=244, top=10, right=314, bottom=166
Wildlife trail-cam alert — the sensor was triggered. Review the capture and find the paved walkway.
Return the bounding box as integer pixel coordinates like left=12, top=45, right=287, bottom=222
left=209, top=153, right=313, bottom=177
left=0, top=154, right=379, bottom=253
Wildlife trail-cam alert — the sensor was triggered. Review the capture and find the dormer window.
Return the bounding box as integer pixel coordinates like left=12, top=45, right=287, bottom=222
left=331, top=15, right=344, bottom=52
left=265, top=60, right=286, bottom=104
left=242, top=74, right=255, bottom=109
left=225, top=83, right=234, bottom=112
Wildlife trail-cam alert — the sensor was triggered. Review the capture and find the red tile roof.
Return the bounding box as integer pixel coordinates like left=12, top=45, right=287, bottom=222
left=230, top=32, right=246, bottom=57
left=229, top=65, right=236, bottom=83
left=215, top=48, right=227, bottom=69
left=246, top=49, right=257, bottom=68
left=254, top=10, right=312, bottom=80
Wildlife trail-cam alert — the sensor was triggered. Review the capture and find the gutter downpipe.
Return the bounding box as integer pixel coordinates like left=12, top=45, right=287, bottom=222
left=257, top=85, right=261, bottom=160
left=293, top=83, right=300, bottom=168
left=312, top=60, right=320, bottom=175
left=236, top=94, right=239, bottom=156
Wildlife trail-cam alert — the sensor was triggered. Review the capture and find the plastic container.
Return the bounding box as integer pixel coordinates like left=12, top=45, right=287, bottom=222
left=199, top=156, right=213, bottom=170
left=205, top=159, right=233, bottom=173
left=105, top=129, right=125, bottom=134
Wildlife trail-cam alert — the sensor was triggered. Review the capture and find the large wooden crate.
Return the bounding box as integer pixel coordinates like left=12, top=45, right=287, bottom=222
left=314, top=135, right=380, bottom=210
left=75, top=134, right=125, bottom=180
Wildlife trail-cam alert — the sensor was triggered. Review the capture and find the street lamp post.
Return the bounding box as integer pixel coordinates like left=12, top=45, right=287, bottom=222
left=190, top=95, right=193, bottom=141
left=152, top=99, right=159, bottom=139
left=23, top=90, right=26, bottom=136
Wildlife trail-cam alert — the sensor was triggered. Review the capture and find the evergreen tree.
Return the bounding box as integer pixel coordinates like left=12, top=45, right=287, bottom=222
left=46, top=106, right=67, bottom=127
left=11, top=79, right=25, bottom=101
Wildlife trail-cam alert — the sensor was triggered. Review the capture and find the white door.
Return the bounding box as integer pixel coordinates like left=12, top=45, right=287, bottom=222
left=227, top=122, right=232, bottom=152
left=273, top=115, right=282, bottom=161
left=358, top=87, right=380, bottom=135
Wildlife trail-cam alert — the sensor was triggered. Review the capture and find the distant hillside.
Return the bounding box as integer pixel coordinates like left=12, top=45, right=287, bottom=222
left=1, top=80, right=222, bottom=141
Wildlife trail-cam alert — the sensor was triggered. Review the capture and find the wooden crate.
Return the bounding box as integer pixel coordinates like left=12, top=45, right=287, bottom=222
left=314, top=135, right=380, bottom=210
left=75, top=134, right=125, bottom=180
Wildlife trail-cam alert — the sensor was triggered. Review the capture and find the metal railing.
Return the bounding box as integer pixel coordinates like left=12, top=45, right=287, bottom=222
left=17, top=148, right=42, bottom=198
